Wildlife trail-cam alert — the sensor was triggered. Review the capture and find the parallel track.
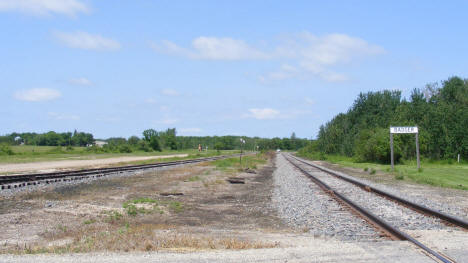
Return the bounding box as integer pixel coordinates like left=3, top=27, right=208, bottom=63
left=0, top=154, right=245, bottom=189
left=284, top=153, right=464, bottom=263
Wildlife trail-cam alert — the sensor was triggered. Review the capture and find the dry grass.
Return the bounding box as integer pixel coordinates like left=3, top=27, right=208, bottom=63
left=0, top=153, right=281, bottom=255
left=4, top=221, right=277, bottom=254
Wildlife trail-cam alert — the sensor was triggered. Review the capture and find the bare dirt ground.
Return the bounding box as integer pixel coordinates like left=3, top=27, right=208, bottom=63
left=0, top=154, right=188, bottom=174
left=1, top=154, right=465, bottom=262
left=0, top=154, right=291, bottom=254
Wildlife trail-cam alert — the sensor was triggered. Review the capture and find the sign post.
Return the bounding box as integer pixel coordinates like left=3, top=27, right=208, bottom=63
left=239, top=138, right=246, bottom=167
left=390, top=126, right=420, bottom=171
left=390, top=133, right=394, bottom=171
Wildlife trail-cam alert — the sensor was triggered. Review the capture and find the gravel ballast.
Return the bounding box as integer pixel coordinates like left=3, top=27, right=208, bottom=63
left=272, top=153, right=383, bottom=241
left=294, top=155, right=468, bottom=223
left=286, top=154, right=459, bottom=232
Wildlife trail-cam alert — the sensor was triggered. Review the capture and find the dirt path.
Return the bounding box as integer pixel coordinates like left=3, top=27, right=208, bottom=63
left=0, top=154, right=188, bottom=174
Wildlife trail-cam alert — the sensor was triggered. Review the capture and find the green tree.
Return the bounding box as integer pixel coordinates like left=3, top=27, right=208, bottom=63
left=143, top=129, right=158, bottom=141
left=149, top=136, right=162, bottom=151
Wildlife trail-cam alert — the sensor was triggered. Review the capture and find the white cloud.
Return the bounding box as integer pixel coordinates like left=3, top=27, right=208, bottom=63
left=261, top=33, right=383, bottom=83
left=179, top=128, right=202, bottom=134
left=145, top=98, right=156, bottom=104
left=305, top=97, right=315, bottom=105
left=48, top=112, right=79, bottom=120
left=54, top=31, right=121, bottom=51
left=247, top=108, right=280, bottom=120
left=0, top=0, right=89, bottom=17
left=159, top=118, right=178, bottom=125
left=155, top=32, right=383, bottom=83
left=153, top=37, right=268, bottom=60
left=258, top=64, right=298, bottom=82
left=69, top=77, right=92, bottom=86
left=161, top=88, right=179, bottom=96
left=14, top=88, right=61, bottom=102
left=295, top=33, right=384, bottom=65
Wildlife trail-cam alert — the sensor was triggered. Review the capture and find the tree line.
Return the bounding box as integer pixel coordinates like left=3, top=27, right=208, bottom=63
left=1, top=128, right=309, bottom=154
left=302, top=76, right=468, bottom=163
left=0, top=130, right=94, bottom=147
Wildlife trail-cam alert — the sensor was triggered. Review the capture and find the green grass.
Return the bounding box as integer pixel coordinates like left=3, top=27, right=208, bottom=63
left=188, top=176, right=201, bottom=181
left=122, top=198, right=184, bottom=216
left=212, top=154, right=266, bottom=171
left=0, top=146, right=237, bottom=164
left=297, top=153, right=468, bottom=190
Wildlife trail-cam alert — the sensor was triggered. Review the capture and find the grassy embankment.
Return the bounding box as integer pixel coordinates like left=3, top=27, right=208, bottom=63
left=0, top=146, right=238, bottom=164
left=297, top=152, right=468, bottom=190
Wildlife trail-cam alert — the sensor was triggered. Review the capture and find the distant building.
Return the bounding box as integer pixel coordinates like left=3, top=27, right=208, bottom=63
left=94, top=140, right=108, bottom=147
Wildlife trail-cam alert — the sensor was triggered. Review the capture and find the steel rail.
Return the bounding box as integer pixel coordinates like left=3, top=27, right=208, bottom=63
left=288, top=154, right=468, bottom=230
left=0, top=153, right=249, bottom=187
left=283, top=153, right=454, bottom=263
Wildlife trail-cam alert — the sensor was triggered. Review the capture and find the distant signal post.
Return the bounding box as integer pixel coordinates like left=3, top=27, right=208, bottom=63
left=390, top=126, right=420, bottom=171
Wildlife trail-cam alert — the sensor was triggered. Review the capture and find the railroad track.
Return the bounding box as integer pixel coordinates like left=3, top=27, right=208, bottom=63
left=283, top=153, right=468, bottom=263
left=0, top=154, right=245, bottom=190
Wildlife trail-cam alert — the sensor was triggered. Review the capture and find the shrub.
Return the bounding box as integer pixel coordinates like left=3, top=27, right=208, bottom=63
left=370, top=168, right=376, bottom=175
left=118, top=144, right=132, bottom=153
left=354, top=128, right=402, bottom=164
left=137, top=140, right=152, bottom=152
left=394, top=174, right=404, bottom=180
left=0, top=144, right=14, bottom=155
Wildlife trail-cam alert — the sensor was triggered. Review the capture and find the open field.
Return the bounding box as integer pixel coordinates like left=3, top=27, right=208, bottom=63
left=0, top=150, right=239, bottom=175
left=0, top=146, right=237, bottom=164
left=297, top=153, right=468, bottom=190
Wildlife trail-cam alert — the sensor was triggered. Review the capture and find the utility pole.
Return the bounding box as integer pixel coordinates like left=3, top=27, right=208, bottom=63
left=239, top=138, right=245, bottom=167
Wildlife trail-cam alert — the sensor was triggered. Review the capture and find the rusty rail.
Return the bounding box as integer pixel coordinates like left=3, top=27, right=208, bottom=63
left=284, top=153, right=455, bottom=263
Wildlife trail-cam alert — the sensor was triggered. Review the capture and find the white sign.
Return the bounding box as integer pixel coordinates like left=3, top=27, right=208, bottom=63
left=390, top=126, right=418, bottom=134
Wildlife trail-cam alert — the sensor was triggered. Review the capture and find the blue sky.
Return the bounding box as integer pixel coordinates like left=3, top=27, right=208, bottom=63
left=1, top=1, right=467, bottom=139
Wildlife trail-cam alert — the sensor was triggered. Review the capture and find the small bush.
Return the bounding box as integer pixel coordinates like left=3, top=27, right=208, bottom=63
left=137, top=140, right=152, bottom=152
left=394, top=174, right=404, bottom=180
left=124, top=204, right=139, bottom=216
left=363, top=167, right=369, bottom=172
left=0, top=144, right=14, bottom=155
left=418, top=168, right=424, bottom=173
left=118, top=144, right=132, bottom=153
left=123, top=198, right=161, bottom=216
left=83, top=219, right=96, bottom=225
left=106, top=211, right=123, bottom=223
left=370, top=168, right=376, bottom=175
